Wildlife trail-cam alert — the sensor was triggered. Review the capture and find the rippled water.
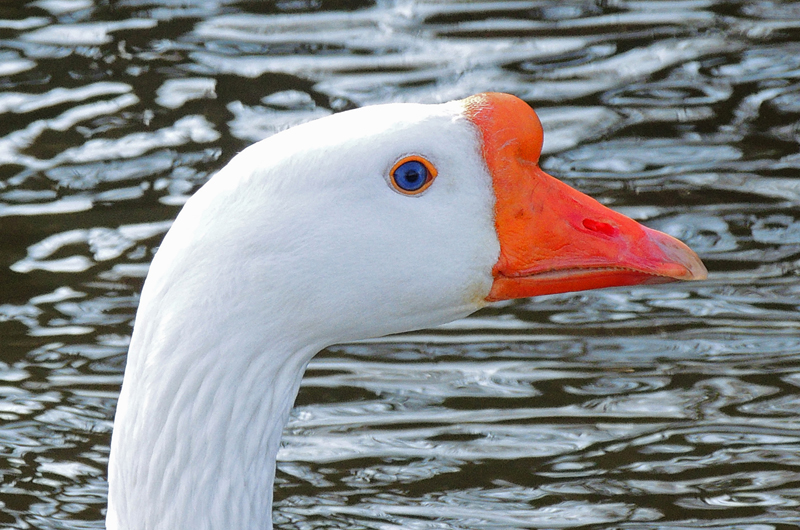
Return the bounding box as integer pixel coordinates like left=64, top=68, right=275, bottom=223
left=1, top=1, right=799, bottom=529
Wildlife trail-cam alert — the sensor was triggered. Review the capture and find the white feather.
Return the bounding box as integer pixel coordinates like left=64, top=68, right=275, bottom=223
left=107, top=99, right=500, bottom=530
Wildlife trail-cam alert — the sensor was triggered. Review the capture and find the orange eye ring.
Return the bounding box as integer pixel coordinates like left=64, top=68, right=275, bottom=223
left=389, top=156, right=438, bottom=195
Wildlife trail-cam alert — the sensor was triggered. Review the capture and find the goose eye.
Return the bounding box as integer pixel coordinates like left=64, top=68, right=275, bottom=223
left=390, top=156, right=437, bottom=195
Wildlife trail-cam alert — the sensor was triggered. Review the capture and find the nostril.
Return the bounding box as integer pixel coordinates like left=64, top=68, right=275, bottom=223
left=583, top=218, right=617, bottom=237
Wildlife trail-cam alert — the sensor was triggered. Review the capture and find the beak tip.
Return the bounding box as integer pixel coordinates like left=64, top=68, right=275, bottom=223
left=685, top=256, right=708, bottom=281
left=646, top=227, right=707, bottom=282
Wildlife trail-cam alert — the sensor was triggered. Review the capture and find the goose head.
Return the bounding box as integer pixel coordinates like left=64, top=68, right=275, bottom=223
left=107, top=93, right=706, bottom=530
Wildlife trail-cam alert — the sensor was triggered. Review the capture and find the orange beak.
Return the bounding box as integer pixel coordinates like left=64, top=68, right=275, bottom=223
left=463, top=93, right=707, bottom=302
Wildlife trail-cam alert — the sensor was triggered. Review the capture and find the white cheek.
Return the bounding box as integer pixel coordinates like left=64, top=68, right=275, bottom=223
left=342, top=127, right=498, bottom=333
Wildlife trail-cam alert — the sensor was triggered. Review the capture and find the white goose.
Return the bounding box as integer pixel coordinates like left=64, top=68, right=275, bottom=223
left=106, top=93, right=706, bottom=530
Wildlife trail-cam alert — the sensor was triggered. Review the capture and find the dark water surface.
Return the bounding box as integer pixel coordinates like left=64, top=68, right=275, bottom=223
left=1, top=1, right=800, bottom=528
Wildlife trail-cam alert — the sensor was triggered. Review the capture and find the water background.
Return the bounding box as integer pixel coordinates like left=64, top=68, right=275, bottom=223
left=1, top=0, right=800, bottom=528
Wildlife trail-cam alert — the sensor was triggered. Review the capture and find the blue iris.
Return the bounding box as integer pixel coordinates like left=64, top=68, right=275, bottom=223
left=393, top=160, right=429, bottom=192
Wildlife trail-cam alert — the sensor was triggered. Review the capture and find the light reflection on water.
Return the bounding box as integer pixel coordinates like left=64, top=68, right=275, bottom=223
left=0, top=0, right=799, bottom=529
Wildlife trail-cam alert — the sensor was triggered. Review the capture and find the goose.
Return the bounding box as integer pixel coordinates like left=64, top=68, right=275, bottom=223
left=106, top=92, right=707, bottom=530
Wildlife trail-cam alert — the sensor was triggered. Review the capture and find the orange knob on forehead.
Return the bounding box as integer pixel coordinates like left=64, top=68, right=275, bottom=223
left=463, top=92, right=544, bottom=165
left=462, top=92, right=707, bottom=302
